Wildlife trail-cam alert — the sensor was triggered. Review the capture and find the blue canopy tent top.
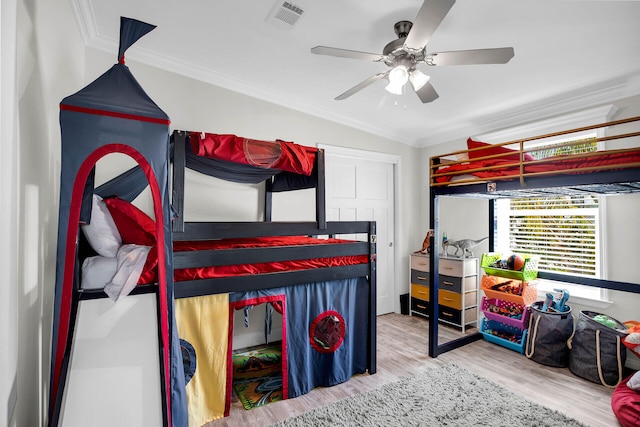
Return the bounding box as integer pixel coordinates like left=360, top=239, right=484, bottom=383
left=50, top=17, right=187, bottom=427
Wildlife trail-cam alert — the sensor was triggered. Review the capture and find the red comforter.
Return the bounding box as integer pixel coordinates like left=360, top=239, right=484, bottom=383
left=435, top=150, right=640, bottom=183
left=190, top=132, right=317, bottom=176
left=141, top=235, right=368, bottom=284
left=101, top=196, right=367, bottom=285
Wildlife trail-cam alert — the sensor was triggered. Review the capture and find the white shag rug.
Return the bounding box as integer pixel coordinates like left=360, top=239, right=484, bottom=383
left=270, top=364, right=587, bottom=427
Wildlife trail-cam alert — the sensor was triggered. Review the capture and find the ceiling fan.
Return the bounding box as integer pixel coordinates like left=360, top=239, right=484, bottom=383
left=311, top=0, right=514, bottom=103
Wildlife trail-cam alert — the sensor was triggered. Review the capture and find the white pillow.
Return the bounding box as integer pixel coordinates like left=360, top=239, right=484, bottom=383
left=103, top=244, right=151, bottom=302
left=81, top=255, right=119, bottom=290
left=81, top=194, right=122, bottom=257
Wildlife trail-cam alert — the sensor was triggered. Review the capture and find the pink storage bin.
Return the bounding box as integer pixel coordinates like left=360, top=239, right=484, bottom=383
left=481, top=296, right=530, bottom=329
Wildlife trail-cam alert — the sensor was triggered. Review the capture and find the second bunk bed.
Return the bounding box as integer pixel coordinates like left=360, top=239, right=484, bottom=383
left=426, top=114, right=640, bottom=357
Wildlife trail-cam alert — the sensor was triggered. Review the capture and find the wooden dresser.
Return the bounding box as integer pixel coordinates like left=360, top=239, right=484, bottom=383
left=410, top=253, right=479, bottom=332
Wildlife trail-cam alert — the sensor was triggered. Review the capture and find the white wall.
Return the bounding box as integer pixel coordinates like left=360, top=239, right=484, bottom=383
left=1, top=1, right=19, bottom=425
left=5, top=0, right=86, bottom=426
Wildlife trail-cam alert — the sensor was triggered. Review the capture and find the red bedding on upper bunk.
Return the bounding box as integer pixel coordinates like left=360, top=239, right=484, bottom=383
left=434, top=150, right=640, bottom=183
left=101, top=196, right=367, bottom=285
left=190, top=132, right=317, bottom=176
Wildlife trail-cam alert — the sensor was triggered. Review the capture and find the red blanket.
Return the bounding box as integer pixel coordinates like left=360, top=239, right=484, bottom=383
left=102, top=197, right=367, bottom=286
left=190, top=132, right=317, bottom=176
left=435, top=150, right=640, bottom=183
left=174, top=235, right=367, bottom=281
left=141, top=235, right=368, bottom=284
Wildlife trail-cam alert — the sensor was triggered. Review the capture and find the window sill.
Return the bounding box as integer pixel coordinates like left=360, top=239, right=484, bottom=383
left=535, top=279, right=612, bottom=310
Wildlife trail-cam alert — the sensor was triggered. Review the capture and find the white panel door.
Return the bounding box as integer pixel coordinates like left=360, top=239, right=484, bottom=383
left=325, top=153, right=395, bottom=315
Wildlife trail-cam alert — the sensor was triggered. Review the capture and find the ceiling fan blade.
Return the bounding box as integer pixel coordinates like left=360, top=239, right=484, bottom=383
left=404, top=0, right=456, bottom=51
left=429, top=47, right=515, bottom=66
left=414, top=80, right=439, bottom=103
left=311, top=46, right=385, bottom=62
left=335, top=72, right=389, bottom=100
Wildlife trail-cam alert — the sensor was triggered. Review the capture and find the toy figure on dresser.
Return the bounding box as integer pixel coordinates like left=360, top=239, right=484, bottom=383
left=442, top=236, right=488, bottom=258
left=415, top=230, right=434, bottom=254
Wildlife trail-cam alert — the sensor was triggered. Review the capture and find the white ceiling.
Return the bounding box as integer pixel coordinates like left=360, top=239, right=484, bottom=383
left=72, top=0, right=640, bottom=147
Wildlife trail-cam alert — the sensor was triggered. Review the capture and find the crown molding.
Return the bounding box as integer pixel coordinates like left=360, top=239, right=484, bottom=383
left=71, top=0, right=640, bottom=149
left=475, top=104, right=618, bottom=144
left=417, top=74, right=640, bottom=147
left=70, top=0, right=414, bottom=146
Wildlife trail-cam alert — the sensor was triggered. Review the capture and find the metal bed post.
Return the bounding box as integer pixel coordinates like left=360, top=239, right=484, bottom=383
left=428, top=194, right=440, bottom=358
left=316, top=149, right=327, bottom=230
left=264, top=178, right=273, bottom=222
left=171, top=130, right=187, bottom=233
left=368, top=220, right=377, bottom=374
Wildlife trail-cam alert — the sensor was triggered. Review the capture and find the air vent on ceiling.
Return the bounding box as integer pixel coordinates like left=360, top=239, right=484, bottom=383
left=267, top=1, right=306, bottom=30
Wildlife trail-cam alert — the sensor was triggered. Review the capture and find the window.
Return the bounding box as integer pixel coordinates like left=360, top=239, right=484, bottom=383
left=494, top=135, right=607, bottom=301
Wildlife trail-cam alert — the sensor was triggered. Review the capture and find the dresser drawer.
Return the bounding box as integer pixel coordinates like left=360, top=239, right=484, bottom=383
left=439, top=275, right=476, bottom=293
left=438, top=274, right=461, bottom=293
left=411, top=269, right=430, bottom=287
left=411, top=283, right=430, bottom=302
left=438, top=305, right=478, bottom=325
left=410, top=254, right=430, bottom=272
left=413, top=285, right=477, bottom=309
left=411, top=297, right=430, bottom=317
left=439, top=289, right=477, bottom=310
left=439, top=257, right=477, bottom=277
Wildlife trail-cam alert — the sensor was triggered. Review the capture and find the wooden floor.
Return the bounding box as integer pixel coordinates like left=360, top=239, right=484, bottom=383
left=207, top=313, right=622, bottom=427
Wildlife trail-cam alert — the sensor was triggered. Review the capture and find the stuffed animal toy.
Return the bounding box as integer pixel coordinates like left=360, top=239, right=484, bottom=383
left=415, top=230, right=434, bottom=254
left=623, top=321, right=640, bottom=357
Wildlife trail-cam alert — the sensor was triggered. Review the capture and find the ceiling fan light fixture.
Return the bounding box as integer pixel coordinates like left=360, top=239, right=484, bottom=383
left=385, top=80, right=404, bottom=95
left=388, top=65, right=409, bottom=85
left=409, top=69, right=430, bottom=91
left=385, top=65, right=409, bottom=94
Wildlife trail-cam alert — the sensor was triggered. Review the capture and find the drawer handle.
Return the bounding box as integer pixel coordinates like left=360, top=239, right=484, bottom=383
left=441, top=266, right=453, bottom=270
left=418, top=262, right=427, bottom=266
left=417, top=304, right=427, bottom=309
left=417, top=276, right=427, bottom=280
left=442, top=281, right=453, bottom=286
left=443, top=297, right=453, bottom=301
left=418, top=291, right=428, bottom=295
left=441, top=312, right=453, bottom=317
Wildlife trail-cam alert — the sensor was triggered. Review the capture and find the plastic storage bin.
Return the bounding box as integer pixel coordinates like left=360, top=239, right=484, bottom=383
left=481, top=296, right=530, bottom=329
left=481, top=252, right=539, bottom=282
left=481, top=275, right=538, bottom=306
left=480, top=318, right=528, bottom=354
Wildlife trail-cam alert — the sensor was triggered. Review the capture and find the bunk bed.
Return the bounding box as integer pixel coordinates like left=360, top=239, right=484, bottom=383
left=426, top=115, right=640, bottom=357
left=76, top=130, right=377, bottom=421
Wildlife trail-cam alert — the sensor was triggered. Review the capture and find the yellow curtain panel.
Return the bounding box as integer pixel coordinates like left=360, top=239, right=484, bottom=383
left=176, top=294, right=229, bottom=426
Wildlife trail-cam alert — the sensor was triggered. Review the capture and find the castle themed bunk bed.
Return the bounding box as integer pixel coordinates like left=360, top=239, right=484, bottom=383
left=426, top=115, right=640, bottom=358
left=78, top=131, right=377, bottom=425
left=170, top=131, right=377, bottom=423
left=52, top=17, right=376, bottom=427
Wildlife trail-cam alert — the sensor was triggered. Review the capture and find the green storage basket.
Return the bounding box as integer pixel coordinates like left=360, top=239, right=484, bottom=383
left=481, top=252, right=539, bottom=282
